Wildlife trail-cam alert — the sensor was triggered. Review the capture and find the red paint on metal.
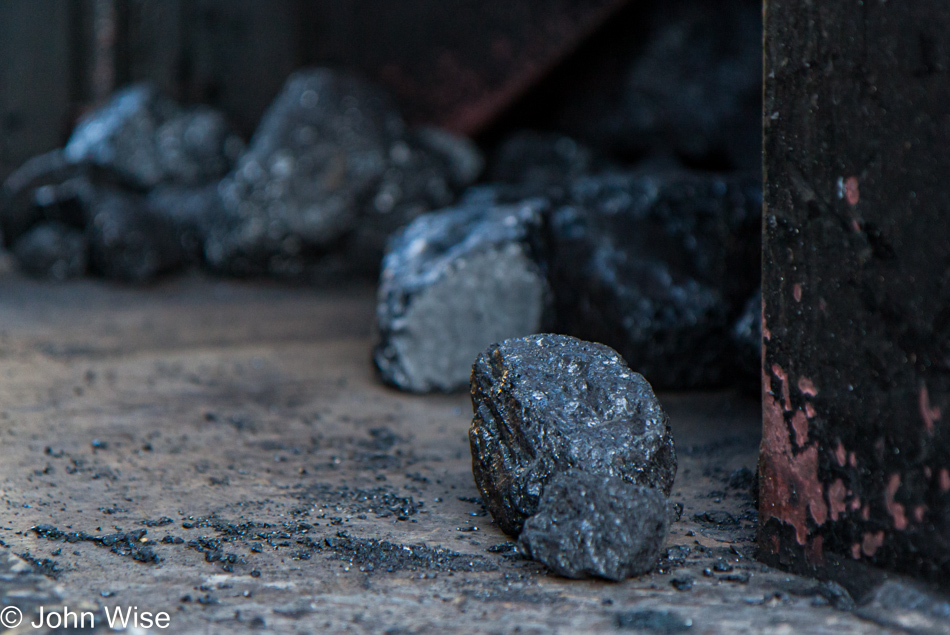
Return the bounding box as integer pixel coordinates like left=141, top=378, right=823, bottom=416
left=940, top=468, right=950, bottom=492
left=827, top=478, right=847, bottom=521
left=885, top=473, right=907, bottom=530
left=771, top=363, right=791, bottom=411
left=862, top=531, right=885, bottom=557
left=834, top=442, right=847, bottom=466
left=791, top=410, right=809, bottom=447
left=760, top=384, right=828, bottom=545
left=844, top=176, right=860, bottom=206
left=797, top=377, right=818, bottom=397
left=793, top=283, right=802, bottom=302
left=918, top=384, right=941, bottom=436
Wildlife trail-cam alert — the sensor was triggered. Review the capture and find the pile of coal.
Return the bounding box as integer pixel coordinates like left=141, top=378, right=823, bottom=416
left=469, top=334, right=675, bottom=579
left=0, top=84, right=242, bottom=282
left=517, top=470, right=670, bottom=580
left=373, top=200, right=550, bottom=393
left=205, top=69, right=482, bottom=278
left=64, top=83, right=243, bottom=189
left=537, top=0, right=762, bottom=171
left=548, top=170, right=761, bottom=389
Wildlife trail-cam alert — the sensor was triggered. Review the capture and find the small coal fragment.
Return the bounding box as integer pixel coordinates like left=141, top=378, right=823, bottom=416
left=64, top=84, right=241, bottom=188
left=616, top=609, right=693, bottom=633
left=12, top=222, right=87, bottom=280
left=671, top=576, right=694, bottom=591
left=469, top=333, right=676, bottom=535
left=549, top=170, right=761, bottom=389
left=517, top=471, right=669, bottom=581
left=374, top=200, right=550, bottom=393
left=206, top=68, right=481, bottom=278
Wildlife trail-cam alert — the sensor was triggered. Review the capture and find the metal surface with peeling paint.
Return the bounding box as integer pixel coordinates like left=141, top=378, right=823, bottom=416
left=761, top=0, right=950, bottom=584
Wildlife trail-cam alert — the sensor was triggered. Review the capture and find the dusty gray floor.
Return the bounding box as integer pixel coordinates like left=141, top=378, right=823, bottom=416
left=0, top=267, right=921, bottom=633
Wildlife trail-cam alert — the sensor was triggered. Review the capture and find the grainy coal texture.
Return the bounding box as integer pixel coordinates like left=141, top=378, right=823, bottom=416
left=205, top=68, right=481, bottom=278
left=548, top=170, right=761, bottom=389
left=517, top=470, right=670, bottom=581
left=374, top=199, right=550, bottom=393
left=64, top=84, right=243, bottom=189
left=469, top=334, right=676, bottom=536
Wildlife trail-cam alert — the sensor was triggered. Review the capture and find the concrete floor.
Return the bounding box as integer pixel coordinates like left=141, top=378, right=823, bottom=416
left=0, top=267, right=933, bottom=633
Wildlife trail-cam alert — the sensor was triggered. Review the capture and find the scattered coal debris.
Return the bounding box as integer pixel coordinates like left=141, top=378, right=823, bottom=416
left=517, top=470, right=670, bottom=581
left=548, top=170, right=761, bottom=390
left=469, top=334, right=676, bottom=536
left=31, top=524, right=160, bottom=564
left=373, top=199, right=551, bottom=392
left=205, top=69, right=482, bottom=279
left=293, top=483, right=423, bottom=519
left=317, top=531, right=497, bottom=573
left=16, top=551, right=63, bottom=579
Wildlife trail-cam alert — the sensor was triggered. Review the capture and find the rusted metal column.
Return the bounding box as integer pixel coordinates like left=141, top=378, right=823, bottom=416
left=760, top=1, right=950, bottom=584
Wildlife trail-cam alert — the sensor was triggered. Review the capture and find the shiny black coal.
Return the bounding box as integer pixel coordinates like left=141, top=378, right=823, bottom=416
left=469, top=334, right=676, bottom=536
left=517, top=470, right=670, bottom=581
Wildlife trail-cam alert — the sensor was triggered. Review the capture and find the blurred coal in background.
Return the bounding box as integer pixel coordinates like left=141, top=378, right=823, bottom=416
left=0, top=0, right=763, bottom=391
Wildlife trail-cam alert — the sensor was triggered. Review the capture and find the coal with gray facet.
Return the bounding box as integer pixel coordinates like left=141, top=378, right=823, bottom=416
left=374, top=200, right=550, bottom=393
left=469, top=334, right=676, bottom=536
left=205, top=68, right=482, bottom=278
left=517, top=470, right=670, bottom=581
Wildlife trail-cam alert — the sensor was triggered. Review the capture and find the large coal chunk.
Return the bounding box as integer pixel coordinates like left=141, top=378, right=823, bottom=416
left=374, top=200, right=550, bottom=393
left=64, top=84, right=242, bottom=189
left=469, top=334, right=676, bottom=536
left=549, top=170, right=761, bottom=389
left=518, top=470, right=670, bottom=580
left=206, top=68, right=481, bottom=278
